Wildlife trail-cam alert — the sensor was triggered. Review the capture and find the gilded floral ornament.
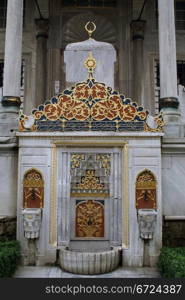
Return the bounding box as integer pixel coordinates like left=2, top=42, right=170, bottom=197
left=19, top=23, right=164, bottom=133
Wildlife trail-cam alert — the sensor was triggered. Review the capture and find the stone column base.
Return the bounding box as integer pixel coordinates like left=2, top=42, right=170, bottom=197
left=159, top=97, right=181, bottom=136
left=2, top=96, right=21, bottom=107
left=59, top=246, right=121, bottom=275
left=159, top=97, right=179, bottom=110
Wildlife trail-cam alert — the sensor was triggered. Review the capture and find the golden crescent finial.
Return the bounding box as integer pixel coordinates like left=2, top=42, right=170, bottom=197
left=85, top=21, right=96, bottom=38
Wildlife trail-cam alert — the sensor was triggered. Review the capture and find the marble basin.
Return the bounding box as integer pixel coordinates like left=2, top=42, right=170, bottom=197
left=59, top=246, right=121, bottom=275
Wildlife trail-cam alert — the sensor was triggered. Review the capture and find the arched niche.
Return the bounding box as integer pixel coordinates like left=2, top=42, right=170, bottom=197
left=136, top=169, right=157, bottom=210
left=23, top=169, right=44, bottom=208
left=76, top=200, right=104, bottom=238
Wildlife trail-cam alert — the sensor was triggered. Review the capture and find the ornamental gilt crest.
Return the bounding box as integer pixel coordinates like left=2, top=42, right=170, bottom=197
left=19, top=23, right=164, bottom=133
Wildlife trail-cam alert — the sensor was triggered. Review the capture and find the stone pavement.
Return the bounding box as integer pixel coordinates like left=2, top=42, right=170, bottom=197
left=14, top=266, right=160, bottom=278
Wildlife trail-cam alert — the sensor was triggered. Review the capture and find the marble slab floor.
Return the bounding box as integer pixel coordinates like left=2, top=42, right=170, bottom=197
left=14, top=266, right=161, bottom=278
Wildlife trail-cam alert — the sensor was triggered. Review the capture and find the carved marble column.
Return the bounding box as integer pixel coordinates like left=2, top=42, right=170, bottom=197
left=2, top=0, right=23, bottom=107
left=0, top=0, right=23, bottom=222
left=47, top=48, right=62, bottom=99
left=35, top=19, right=49, bottom=107
left=131, top=20, right=146, bottom=106
left=158, top=0, right=180, bottom=124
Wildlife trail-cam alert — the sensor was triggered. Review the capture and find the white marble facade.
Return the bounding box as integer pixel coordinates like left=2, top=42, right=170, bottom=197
left=16, top=132, right=162, bottom=268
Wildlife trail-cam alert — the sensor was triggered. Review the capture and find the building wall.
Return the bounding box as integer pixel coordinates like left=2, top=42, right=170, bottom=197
left=161, top=138, right=185, bottom=246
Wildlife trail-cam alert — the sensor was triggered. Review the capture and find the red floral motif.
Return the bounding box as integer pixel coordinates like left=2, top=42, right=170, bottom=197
left=91, top=84, right=107, bottom=99
left=74, top=84, right=89, bottom=99
left=44, top=104, right=62, bottom=121
left=58, top=95, right=76, bottom=120
left=34, top=111, right=44, bottom=120
left=138, top=111, right=146, bottom=120
left=92, top=98, right=120, bottom=121
left=74, top=103, right=90, bottom=121
left=73, top=83, right=107, bottom=100
left=58, top=95, right=72, bottom=106
left=119, top=105, right=136, bottom=121
left=58, top=95, right=90, bottom=120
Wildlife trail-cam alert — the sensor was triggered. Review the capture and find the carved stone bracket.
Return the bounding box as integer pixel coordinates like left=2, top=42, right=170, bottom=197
left=138, top=209, right=157, bottom=240
left=22, top=208, right=42, bottom=239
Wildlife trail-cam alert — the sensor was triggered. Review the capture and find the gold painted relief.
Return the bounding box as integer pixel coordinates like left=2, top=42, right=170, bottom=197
left=136, top=170, right=157, bottom=209
left=70, top=153, right=110, bottom=197
left=23, top=169, right=44, bottom=208
left=76, top=200, right=104, bottom=237
left=76, top=170, right=104, bottom=190
left=71, top=154, right=85, bottom=169
left=96, top=154, right=111, bottom=175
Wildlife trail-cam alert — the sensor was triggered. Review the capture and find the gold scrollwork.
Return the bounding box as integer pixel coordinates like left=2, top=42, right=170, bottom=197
left=76, top=200, right=104, bottom=237
left=96, top=154, right=111, bottom=175
left=136, top=169, right=157, bottom=209
left=23, top=168, right=44, bottom=209
left=76, top=170, right=104, bottom=190
left=71, top=154, right=85, bottom=169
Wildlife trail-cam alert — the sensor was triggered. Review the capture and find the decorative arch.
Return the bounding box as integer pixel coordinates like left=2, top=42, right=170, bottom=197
left=23, top=168, right=44, bottom=208
left=76, top=200, right=104, bottom=237
left=135, top=169, right=157, bottom=210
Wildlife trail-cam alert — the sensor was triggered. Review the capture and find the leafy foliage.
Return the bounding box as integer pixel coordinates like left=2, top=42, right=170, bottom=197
left=158, top=247, right=185, bottom=278
left=0, top=241, right=20, bottom=278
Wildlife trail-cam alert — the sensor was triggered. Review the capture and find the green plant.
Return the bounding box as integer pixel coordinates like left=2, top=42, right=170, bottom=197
left=0, top=240, right=21, bottom=278
left=158, top=247, right=185, bottom=278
